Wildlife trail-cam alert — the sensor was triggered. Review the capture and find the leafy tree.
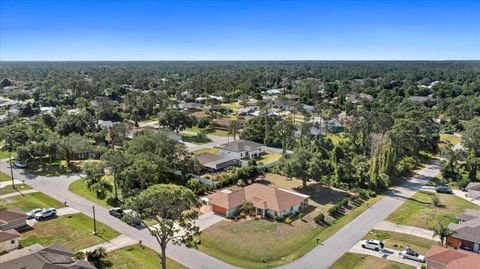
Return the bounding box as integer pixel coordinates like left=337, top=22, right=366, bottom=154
left=125, top=184, right=201, bottom=269
left=57, top=133, right=90, bottom=166
left=235, top=165, right=263, bottom=185
left=86, top=247, right=112, bottom=269
left=274, top=120, right=295, bottom=155
left=432, top=222, right=454, bottom=247
left=159, top=110, right=194, bottom=134
left=101, top=150, right=127, bottom=203
left=228, top=120, right=241, bottom=141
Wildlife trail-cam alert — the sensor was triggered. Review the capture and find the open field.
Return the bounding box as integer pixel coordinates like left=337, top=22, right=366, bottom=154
left=363, top=230, right=438, bottom=255
left=330, top=253, right=414, bottom=269
left=0, top=184, right=32, bottom=195
left=21, top=213, right=119, bottom=251
left=386, top=191, right=480, bottom=229
left=0, top=192, right=64, bottom=211
left=109, top=245, right=187, bottom=269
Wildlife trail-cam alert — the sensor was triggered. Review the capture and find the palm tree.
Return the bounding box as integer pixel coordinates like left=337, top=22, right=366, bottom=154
left=432, top=222, right=454, bottom=247
left=86, top=247, right=112, bottom=269
left=228, top=120, right=241, bottom=141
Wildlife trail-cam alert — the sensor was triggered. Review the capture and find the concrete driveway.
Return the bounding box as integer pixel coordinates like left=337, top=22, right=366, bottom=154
left=349, top=240, right=423, bottom=268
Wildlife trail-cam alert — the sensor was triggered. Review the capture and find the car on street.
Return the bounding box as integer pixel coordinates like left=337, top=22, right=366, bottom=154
left=399, top=248, right=425, bottom=262
left=34, top=208, right=57, bottom=220
left=13, top=161, right=28, bottom=168
left=361, top=240, right=385, bottom=251
left=122, top=209, right=141, bottom=226
left=109, top=207, right=124, bottom=218
left=27, top=208, right=43, bottom=219
left=435, top=185, right=453, bottom=194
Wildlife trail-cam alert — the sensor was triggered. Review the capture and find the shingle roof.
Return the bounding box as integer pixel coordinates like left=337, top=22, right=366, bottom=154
left=426, top=245, right=480, bottom=269
left=466, top=182, right=480, bottom=191
left=449, top=210, right=480, bottom=243
left=208, top=183, right=309, bottom=212
left=0, top=229, right=21, bottom=242
left=219, top=140, right=263, bottom=152
left=0, top=208, right=27, bottom=225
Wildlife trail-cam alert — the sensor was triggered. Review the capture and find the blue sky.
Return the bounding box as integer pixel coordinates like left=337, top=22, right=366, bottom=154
left=1, top=0, right=479, bottom=60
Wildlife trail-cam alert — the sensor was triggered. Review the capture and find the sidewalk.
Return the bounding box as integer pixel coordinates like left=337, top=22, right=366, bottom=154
left=0, top=189, right=38, bottom=199
left=0, top=179, right=23, bottom=188
left=374, top=221, right=439, bottom=241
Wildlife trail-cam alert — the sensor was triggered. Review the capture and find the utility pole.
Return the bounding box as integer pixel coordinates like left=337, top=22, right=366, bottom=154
left=9, top=153, right=15, bottom=189
left=92, top=206, right=97, bottom=235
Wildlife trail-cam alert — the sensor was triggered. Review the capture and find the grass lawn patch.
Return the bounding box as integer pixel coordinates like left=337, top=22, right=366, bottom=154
left=185, top=127, right=229, bottom=137
left=0, top=192, right=64, bottom=211
left=0, top=150, right=12, bottom=159
left=193, top=148, right=220, bottom=154
left=69, top=179, right=110, bottom=207
left=21, top=213, right=119, bottom=251
left=363, top=230, right=438, bottom=255
left=180, top=133, right=212, bottom=145
left=330, top=253, right=414, bottom=269
left=108, top=244, right=187, bottom=269
left=257, top=152, right=282, bottom=165
left=0, top=172, right=11, bottom=181
left=439, top=134, right=461, bottom=147
left=386, top=191, right=480, bottom=229
left=0, top=184, right=32, bottom=195
left=326, top=133, right=345, bottom=145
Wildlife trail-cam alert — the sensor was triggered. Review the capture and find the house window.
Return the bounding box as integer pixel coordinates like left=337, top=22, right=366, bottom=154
left=11, top=240, right=15, bottom=244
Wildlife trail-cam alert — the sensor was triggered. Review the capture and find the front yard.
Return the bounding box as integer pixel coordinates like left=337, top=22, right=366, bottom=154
left=69, top=178, right=111, bottom=207
left=0, top=192, right=64, bottom=211
left=386, top=191, right=480, bottom=229
left=180, top=133, right=212, bottom=145
left=108, top=245, right=187, bottom=269
left=193, top=148, right=220, bottom=154
left=0, top=184, right=32, bottom=195
left=21, top=213, right=119, bottom=251
left=198, top=174, right=383, bottom=268
left=330, top=253, right=414, bottom=269
left=363, top=230, right=438, bottom=255
left=0, top=171, right=11, bottom=181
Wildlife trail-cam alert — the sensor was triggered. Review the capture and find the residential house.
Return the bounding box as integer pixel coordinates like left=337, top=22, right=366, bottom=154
left=300, top=104, right=315, bottom=113
left=178, top=102, right=203, bottom=112
left=466, top=183, right=480, bottom=200
left=0, top=243, right=96, bottom=269
left=237, top=107, right=255, bottom=116
left=264, top=99, right=295, bottom=111
left=447, top=209, right=480, bottom=253
left=0, top=229, right=21, bottom=253
left=425, top=245, right=480, bottom=269
left=0, top=208, right=27, bottom=231
left=346, top=93, right=374, bottom=103
left=208, top=183, right=309, bottom=218
left=408, top=94, right=438, bottom=103
left=284, top=94, right=299, bottom=101
left=265, top=88, right=283, bottom=96
left=219, top=140, right=264, bottom=159
left=195, top=153, right=240, bottom=172
left=97, top=120, right=116, bottom=129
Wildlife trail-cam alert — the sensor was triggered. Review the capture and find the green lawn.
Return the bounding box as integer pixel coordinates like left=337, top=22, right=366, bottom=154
left=0, top=150, right=12, bottom=159
left=257, top=152, right=282, bottom=165
left=21, top=213, right=119, bottom=251
left=180, top=133, right=212, bottom=145
left=108, top=245, right=187, bottom=269
left=439, top=134, right=461, bottom=146
left=330, top=253, right=414, bottom=269
left=199, top=195, right=383, bottom=269
left=185, top=127, right=229, bottom=137
left=69, top=179, right=110, bottom=207
left=0, top=184, right=32, bottom=195
left=194, top=148, right=220, bottom=154
left=27, top=160, right=80, bottom=177
left=386, top=191, right=480, bottom=229
left=363, top=230, right=438, bottom=255
left=0, top=172, right=11, bottom=181
left=0, top=192, right=64, bottom=211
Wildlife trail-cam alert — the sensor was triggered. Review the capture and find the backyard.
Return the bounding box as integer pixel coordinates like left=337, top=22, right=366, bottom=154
left=21, top=213, right=119, bottom=251
left=0, top=192, right=64, bottom=211
left=330, top=253, right=414, bottom=269
left=108, top=245, right=187, bottom=269
left=386, top=191, right=480, bottom=229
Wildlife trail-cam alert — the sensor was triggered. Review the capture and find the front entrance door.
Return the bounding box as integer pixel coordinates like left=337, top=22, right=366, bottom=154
left=257, top=208, right=264, bottom=216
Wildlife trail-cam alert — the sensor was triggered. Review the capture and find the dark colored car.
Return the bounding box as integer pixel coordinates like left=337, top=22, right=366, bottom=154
left=435, top=186, right=453, bottom=194
left=109, top=207, right=124, bottom=218
left=13, top=161, right=28, bottom=168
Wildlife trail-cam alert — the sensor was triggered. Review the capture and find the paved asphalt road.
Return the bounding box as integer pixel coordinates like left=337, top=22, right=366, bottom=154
left=0, top=160, right=439, bottom=269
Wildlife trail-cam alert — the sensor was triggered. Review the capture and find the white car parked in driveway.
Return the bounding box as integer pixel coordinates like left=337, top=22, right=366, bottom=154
left=399, top=248, right=425, bottom=262
left=361, top=240, right=385, bottom=251
left=34, top=208, right=57, bottom=220
left=27, top=208, right=43, bottom=219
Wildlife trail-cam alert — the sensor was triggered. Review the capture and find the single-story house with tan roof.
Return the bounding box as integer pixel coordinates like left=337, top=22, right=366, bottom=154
left=425, top=245, right=480, bottom=269
left=0, top=208, right=27, bottom=231
left=208, top=183, right=309, bottom=218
